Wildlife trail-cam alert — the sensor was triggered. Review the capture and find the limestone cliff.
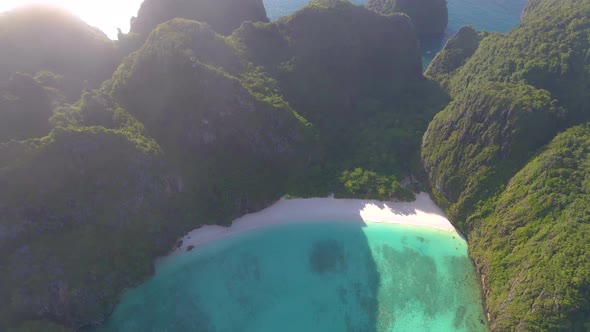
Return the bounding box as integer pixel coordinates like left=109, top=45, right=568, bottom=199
left=368, top=0, right=448, bottom=37
left=129, top=0, right=268, bottom=36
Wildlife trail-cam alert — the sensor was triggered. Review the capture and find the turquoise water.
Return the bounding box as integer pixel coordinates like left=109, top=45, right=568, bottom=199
left=263, top=0, right=528, bottom=66
left=94, top=222, right=487, bottom=331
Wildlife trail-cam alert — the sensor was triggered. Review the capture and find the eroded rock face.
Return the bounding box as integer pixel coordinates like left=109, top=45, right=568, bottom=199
left=421, top=0, right=590, bottom=329
left=421, top=82, right=561, bottom=227
left=0, top=1, right=434, bottom=330
left=368, top=0, right=448, bottom=37
left=425, top=26, right=481, bottom=89
left=0, top=6, right=117, bottom=100
left=129, top=0, right=269, bottom=36
left=0, top=73, right=56, bottom=143
left=112, top=20, right=310, bottom=192
left=0, top=127, right=176, bottom=329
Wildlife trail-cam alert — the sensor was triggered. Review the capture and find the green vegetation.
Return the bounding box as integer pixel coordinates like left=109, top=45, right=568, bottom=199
left=368, top=0, right=448, bottom=37
left=0, top=73, right=62, bottom=142
left=425, top=26, right=484, bottom=90
left=340, top=168, right=414, bottom=201
left=0, top=6, right=116, bottom=100
left=3, top=0, right=589, bottom=330
left=422, top=82, right=563, bottom=229
left=0, top=125, right=173, bottom=329
left=230, top=0, right=447, bottom=194
left=470, top=124, right=590, bottom=331
left=129, top=0, right=268, bottom=36
left=0, top=1, right=442, bottom=329
left=438, top=0, right=590, bottom=124
left=423, top=0, right=590, bottom=329
left=111, top=18, right=313, bottom=223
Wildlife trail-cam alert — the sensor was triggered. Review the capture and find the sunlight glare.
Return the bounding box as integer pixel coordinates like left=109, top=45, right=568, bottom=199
left=0, top=0, right=144, bottom=39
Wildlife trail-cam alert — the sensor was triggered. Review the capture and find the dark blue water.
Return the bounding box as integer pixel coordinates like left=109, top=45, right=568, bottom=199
left=263, top=0, right=528, bottom=67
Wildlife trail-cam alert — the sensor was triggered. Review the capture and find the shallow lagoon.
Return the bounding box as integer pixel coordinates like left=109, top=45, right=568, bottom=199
left=95, top=222, right=487, bottom=332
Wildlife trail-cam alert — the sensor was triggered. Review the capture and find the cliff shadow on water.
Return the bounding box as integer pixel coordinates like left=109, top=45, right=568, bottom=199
left=89, top=217, right=382, bottom=332
left=90, top=198, right=487, bottom=332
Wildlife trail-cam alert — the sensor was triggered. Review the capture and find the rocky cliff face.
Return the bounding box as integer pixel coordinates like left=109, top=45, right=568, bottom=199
left=0, top=126, right=175, bottom=329
left=0, top=73, right=59, bottom=143
left=129, top=0, right=269, bottom=36
left=422, top=0, right=590, bottom=329
left=469, top=124, right=590, bottom=331
left=254, top=0, right=423, bottom=122
left=368, top=0, right=448, bottom=37
left=421, top=82, right=562, bottom=227
left=229, top=0, right=439, bottom=180
left=114, top=21, right=305, bottom=162
left=436, top=0, right=590, bottom=123
left=0, top=6, right=117, bottom=101
left=0, top=1, right=437, bottom=330
left=425, top=26, right=481, bottom=89
left=0, top=6, right=303, bottom=331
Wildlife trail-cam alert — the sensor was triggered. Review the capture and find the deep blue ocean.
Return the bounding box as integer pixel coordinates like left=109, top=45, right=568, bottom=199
left=263, top=0, right=528, bottom=67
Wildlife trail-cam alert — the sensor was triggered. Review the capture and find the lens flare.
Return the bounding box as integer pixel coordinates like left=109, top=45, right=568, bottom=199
left=0, top=0, right=144, bottom=39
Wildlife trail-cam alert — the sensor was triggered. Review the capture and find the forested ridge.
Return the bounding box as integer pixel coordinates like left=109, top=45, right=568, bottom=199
left=367, top=0, right=448, bottom=37
left=0, top=0, right=443, bottom=330
left=423, top=0, right=590, bottom=330
left=0, top=0, right=588, bottom=330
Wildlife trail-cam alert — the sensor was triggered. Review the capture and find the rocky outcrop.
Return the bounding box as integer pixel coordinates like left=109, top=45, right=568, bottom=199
left=368, top=0, right=448, bottom=37
left=112, top=20, right=312, bottom=222
left=0, top=73, right=57, bottom=143
left=0, top=126, right=175, bottom=330
left=421, top=82, right=562, bottom=227
left=129, top=0, right=269, bottom=36
left=421, top=0, right=590, bottom=329
left=469, top=124, right=590, bottom=331
left=0, top=1, right=440, bottom=330
left=425, top=26, right=481, bottom=89
left=0, top=6, right=116, bottom=100
left=232, top=0, right=423, bottom=127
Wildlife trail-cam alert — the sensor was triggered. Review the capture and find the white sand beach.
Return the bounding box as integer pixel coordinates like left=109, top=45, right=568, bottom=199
left=169, top=192, right=458, bottom=255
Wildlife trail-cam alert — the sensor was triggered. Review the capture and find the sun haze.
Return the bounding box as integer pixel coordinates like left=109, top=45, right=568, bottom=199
left=0, top=0, right=144, bottom=39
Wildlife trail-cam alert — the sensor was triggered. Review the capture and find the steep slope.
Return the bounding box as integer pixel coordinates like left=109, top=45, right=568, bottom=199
left=129, top=0, right=268, bottom=36
left=0, top=6, right=116, bottom=100
left=112, top=19, right=312, bottom=221
left=424, top=26, right=482, bottom=90
left=0, top=123, right=175, bottom=330
left=0, top=16, right=317, bottom=329
left=233, top=0, right=423, bottom=124
left=0, top=73, right=63, bottom=143
left=0, top=19, right=311, bottom=332
left=422, top=83, right=562, bottom=227
left=424, top=0, right=590, bottom=220
left=368, top=0, right=448, bottom=37
left=0, top=1, right=442, bottom=330
left=437, top=0, right=590, bottom=124
left=230, top=0, right=447, bottom=194
left=422, top=0, right=590, bottom=329
left=470, top=124, right=590, bottom=331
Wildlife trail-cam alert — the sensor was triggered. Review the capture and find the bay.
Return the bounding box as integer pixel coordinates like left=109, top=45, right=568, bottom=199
left=93, top=222, right=487, bottom=332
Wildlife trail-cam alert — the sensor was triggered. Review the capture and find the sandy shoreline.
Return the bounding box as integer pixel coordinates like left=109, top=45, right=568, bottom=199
left=168, top=192, right=458, bottom=256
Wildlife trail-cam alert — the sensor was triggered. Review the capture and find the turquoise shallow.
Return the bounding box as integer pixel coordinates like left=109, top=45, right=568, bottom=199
left=263, top=0, right=528, bottom=66
left=94, top=222, right=487, bottom=331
